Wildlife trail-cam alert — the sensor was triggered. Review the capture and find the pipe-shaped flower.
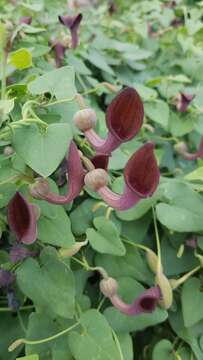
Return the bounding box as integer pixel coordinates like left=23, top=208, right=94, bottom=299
left=0, top=269, right=15, bottom=288
left=100, top=277, right=161, bottom=316
left=30, top=141, right=84, bottom=204
left=53, top=42, right=66, bottom=68
left=84, top=142, right=160, bottom=210
left=174, top=137, right=203, bottom=160
left=7, top=192, right=37, bottom=245
left=74, top=87, right=144, bottom=155
left=175, top=93, right=194, bottom=112
left=58, top=13, right=82, bottom=48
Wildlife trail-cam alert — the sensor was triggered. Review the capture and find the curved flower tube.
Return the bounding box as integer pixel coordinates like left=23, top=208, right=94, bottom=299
left=74, top=87, right=144, bottom=155
left=7, top=192, right=37, bottom=245
left=30, top=141, right=85, bottom=204
left=0, top=269, right=15, bottom=288
left=175, top=137, right=203, bottom=160
left=84, top=142, right=160, bottom=211
left=52, top=41, right=66, bottom=68
left=110, top=286, right=161, bottom=315
left=58, top=13, right=82, bottom=48
left=100, top=277, right=161, bottom=316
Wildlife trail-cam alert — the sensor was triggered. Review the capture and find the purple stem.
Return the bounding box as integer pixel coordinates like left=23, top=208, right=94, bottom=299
left=109, top=286, right=161, bottom=316
left=84, top=129, right=121, bottom=154
left=98, top=184, right=141, bottom=211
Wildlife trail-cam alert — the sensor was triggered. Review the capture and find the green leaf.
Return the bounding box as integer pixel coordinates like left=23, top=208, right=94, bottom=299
left=104, top=277, right=167, bottom=333
left=9, top=48, right=32, bottom=70
left=84, top=49, right=114, bottom=75
left=181, top=278, right=203, bottom=328
left=17, top=356, right=39, bottom=360
left=25, top=312, right=73, bottom=360
left=28, top=66, right=76, bottom=99
left=96, top=244, right=153, bottom=284
left=37, top=204, right=75, bottom=248
left=12, top=123, right=72, bottom=177
left=152, top=340, right=175, bottom=360
left=144, top=100, right=169, bottom=129
left=185, top=167, right=203, bottom=182
left=68, top=309, right=121, bottom=360
left=17, top=247, right=75, bottom=319
left=0, top=99, right=14, bottom=115
left=156, top=203, right=203, bottom=232
left=86, top=216, right=126, bottom=256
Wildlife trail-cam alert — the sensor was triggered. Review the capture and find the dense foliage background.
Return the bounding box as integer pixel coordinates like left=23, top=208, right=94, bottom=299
left=1, top=0, right=203, bottom=359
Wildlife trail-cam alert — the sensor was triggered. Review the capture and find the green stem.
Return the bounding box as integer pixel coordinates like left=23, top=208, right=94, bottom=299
left=1, top=49, right=7, bottom=100
left=123, top=239, right=150, bottom=252
left=152, top=206, right=162, bottom=272
left=8, top=322, right=80, bottom=352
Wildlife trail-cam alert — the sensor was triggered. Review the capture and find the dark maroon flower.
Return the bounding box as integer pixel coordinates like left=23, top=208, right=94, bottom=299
left=100, top=277, right=161, bottom=316
left=74, top=87, right=144, bottom=155
left=52, top=41, right=66, bottom=68
left=84, top=142, right=160, bottom=210
left=30, top=141, right=85, bottom=204
left=7, top=192, right=37, bottom=245
left=58, top=13, right=82, bottom=48
left=170, top=18, right=183, bottom=28
left=0, top=269, right=15, bottom=288
left=19, top=16, right=32, bottom=25
left=175, top=137, right=203, bottom=160
left=91, top=154, right=109, bottom=170
left=176, top=93, right=195, bottom=112
left=9, top=245, right=33, bottom=264
left=108, top=1, right=116, bottom=15
left=110, top=286, right=161, bottom=315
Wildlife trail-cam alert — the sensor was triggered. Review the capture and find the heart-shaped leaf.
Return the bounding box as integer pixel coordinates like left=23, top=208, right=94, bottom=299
left=17, top=247, right=75, bottom=319
left=28, top=66, right=76, bottom=99
left=181, top=278, right=203, bottom=327
left=86, top=216, right=126, bottom=256
left=12, top=123, right=72, bottom=177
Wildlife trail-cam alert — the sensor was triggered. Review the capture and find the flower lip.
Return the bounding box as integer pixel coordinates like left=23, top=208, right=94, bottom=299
left=124, top=142, right=160, bottom=198
left=106, top=87, right=144, bottom=142
left=139, top=296, right=158, bottom=312
left=58, top=13, right=82, bottom=48
left=91, top=154, right=109, bottom=170
left=7, top=192, right=37, bottom=244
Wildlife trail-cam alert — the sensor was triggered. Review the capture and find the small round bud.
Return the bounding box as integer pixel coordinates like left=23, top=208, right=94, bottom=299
left=3, top=146, right=14, bottom=156
left=100, top=277, right=118, bottom=298
left=174, top=142, right=188, bottom=155
left=84, top=169, right=108, bottom=191
left=73, top=108, right=96, bottom=131
left=155, top=271, right=173, bottom=310
left=29, top=178, right=50, bottom=199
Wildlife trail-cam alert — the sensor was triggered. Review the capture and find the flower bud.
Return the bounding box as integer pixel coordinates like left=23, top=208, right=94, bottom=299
left=174, top=142, right=188, bottom=155
left=145, top=249, right=162, bottom=274
left=73, top=108, right=96, bottom=131
left=155, top=271, right=173, bottom=309
left=100, top=277, right=118, bottom=298
left=84, top=169, right=108, bottom=191
left=59, top=239, right=88, bottom=257
left=29, top=178, right=50, bottom=199
left=3, top=146, right=14, bottom=156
